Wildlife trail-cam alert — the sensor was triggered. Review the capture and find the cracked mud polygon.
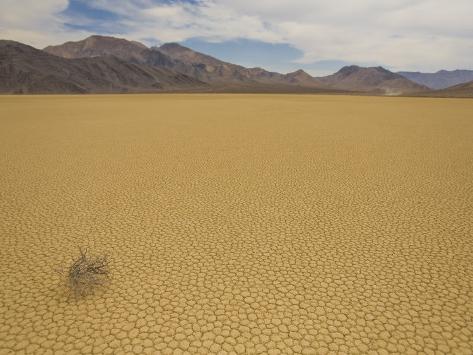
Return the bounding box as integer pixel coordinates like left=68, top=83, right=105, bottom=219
left=1, top=94, right=472, bottom=354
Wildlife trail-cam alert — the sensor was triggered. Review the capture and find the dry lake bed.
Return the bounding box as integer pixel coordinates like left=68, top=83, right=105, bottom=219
left=0, top=94, right=472, bottom=354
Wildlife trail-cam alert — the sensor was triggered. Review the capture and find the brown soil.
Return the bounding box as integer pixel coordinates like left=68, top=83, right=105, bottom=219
left=0, top=94, right=472, bottom=354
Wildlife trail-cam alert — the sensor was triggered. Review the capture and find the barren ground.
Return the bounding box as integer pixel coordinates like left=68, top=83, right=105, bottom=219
left=0, top=94, right=472, bottom=354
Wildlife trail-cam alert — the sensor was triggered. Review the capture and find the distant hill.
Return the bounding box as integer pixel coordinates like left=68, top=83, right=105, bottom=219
left=399, top=70, right=473, bottom=90
left=285, top=69, right=321, bottom=86
left=44, top=35, right=180, bottom=69
left=426, top=80, right=473, bottom=98
left=43, top=35, right=428, bottom=94
left=157, top=43, right=325, bottom=87
left=44, top=35, right=148, bottom=61
left=44, top=36, right=324, bottom=88
left=0, top=35, right=449, bottom=95
left=0, top=40, right=205, bottom=94
left=319, top=66, right=429, bottom=94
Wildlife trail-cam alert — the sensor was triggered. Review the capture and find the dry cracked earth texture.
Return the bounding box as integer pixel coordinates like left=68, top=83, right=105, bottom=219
left=0, top=94, right=472, bottom=355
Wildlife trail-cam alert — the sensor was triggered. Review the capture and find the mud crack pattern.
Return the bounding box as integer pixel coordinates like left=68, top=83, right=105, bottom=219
left=0, top=94, right=472, bottom=354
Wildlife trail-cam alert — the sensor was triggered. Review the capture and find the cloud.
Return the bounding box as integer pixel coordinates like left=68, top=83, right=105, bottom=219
left=79, top=0, right=473, bottom=71
left=1, top=0, right=472, bottom=72
left=0, top=0, right=92, bottom=47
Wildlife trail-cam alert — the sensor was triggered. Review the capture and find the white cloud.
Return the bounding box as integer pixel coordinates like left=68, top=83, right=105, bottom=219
left=0, top=0, right=90, bottom=48
left=90, top=0, right=473, bottom=71
left=114, top=1, right=282, bottom=44
left=1, top=0, right=472, bottom=72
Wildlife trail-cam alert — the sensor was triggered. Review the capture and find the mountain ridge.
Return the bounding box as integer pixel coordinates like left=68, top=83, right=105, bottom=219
left=5, top=35, right=469, bottom=95
left=319, top=66, right=429, bottom=94
left=45, top=36, right=320, bottom=87
left=423, top=80, right=473, bottom=97
left=0, top=40, right=205, bottom=94
left=399, top=69, right=473, bottom=90
left=41, top=35, right=428, bottom=94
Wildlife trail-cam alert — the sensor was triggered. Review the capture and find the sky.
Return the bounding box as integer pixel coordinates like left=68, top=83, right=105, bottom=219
left=1, top=0, right=472, bottom=76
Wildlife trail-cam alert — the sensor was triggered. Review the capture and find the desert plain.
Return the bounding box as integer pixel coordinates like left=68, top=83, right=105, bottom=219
left=0, top=94, right=472, bottom=354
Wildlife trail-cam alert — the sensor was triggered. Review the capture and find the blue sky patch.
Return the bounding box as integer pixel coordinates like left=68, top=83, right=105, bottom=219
left=62, top=0, right=119, bottom=22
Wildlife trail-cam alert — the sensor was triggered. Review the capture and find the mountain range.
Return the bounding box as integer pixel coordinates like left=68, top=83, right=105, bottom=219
left=1, top=35, right=472, bottom=96
left=398, top=70, right=473, bottom=90
left=44, top=36, right=328, bottom=89
left=421, top=80, right=473, bottom=98
left=0, top=39, right=203, bottom=94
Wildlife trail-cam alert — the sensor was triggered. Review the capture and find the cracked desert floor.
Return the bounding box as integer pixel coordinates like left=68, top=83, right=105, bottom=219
left=1, top=94, right=472, bottom=354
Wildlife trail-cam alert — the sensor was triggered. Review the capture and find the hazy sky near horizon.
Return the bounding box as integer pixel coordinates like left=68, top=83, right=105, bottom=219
left=1, top=0, right=472, bottom=75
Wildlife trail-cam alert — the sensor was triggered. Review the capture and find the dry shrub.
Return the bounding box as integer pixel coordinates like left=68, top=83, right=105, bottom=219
left=65, top=248, right=110, bottom=298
